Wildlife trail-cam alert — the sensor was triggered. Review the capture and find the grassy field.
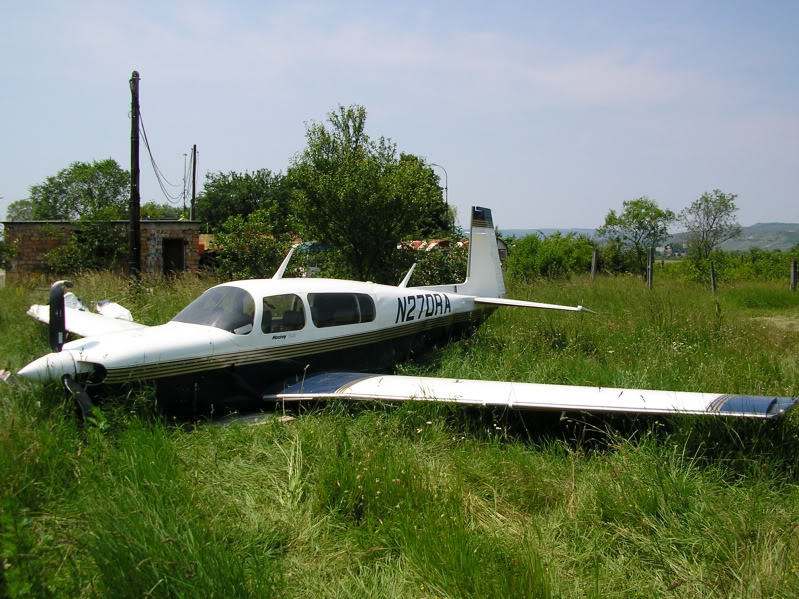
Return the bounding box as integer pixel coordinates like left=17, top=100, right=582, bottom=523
left=2, top=272, right=799, bottom=598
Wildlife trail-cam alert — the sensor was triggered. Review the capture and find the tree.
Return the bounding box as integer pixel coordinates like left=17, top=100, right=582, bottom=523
left=213, top=207, right=292, bottom=280
left=196, top=170, right=293, bottom=232
left=5, top=199, right=33, bottom=221
left=29, top=159, right=129, bottom=220
left=288, top=104, right=452, bottom=283
left=596, top=197, right=675, bottom=274
left=141, top=201, right=185, bottom=220
left=679, top=189, right=741, bottom=259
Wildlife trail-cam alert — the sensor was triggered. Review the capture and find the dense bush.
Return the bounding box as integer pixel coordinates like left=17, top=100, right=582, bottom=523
left=597, top=239, right=639, bottom=275
left=407, top=244, right=468, bottom=286
left=672, top=247, right=799, bottom=283
left=292, top=242, right=468, bottom=286
left=214, top=208, right=293, bottom=280
left=505, top=233, right=594, bottom=282
left=0, top=234, right=18, bottom=270
left=41, top=212, right=127, bottom=274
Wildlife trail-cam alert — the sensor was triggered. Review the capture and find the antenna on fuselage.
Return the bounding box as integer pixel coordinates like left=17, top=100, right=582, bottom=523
left=398, top=263, right=416, bottom=288
left=273, top=245, right=298, bottom=280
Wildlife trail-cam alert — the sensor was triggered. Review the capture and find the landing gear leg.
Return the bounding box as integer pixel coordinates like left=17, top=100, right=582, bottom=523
left=62, top=375, right=96, bottom=422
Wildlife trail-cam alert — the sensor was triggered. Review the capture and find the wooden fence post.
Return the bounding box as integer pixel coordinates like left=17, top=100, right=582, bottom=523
left=710, top=261, right=717, bottom=294
left=647, top=247, right=654, bottom=290
left=591, top=247, right=598, bottom=281
left=792, top=259, right=797, bottom=292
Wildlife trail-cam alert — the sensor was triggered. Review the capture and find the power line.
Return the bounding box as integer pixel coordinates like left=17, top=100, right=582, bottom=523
left=138, top=109, right=184, bottom=204
left=138, top=111, right=181, bottom=188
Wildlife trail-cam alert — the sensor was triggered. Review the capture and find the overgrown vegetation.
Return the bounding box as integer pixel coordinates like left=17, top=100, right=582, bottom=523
left=214, top=207, right=294, bottom=280
left=287, top=105, right=454, bottom=283
left=505, top=233, right=594, bottom=281
left=596, top=197, right=675, bottom=274
left=0, top=231, right=17, bottom=270
left=503, top=231, right=799, bottom=286
left=41, top=209, right=128, bottom=274
left=2, top=272, right=798, bottom=597
left=673, top=246, right=799, bottom=283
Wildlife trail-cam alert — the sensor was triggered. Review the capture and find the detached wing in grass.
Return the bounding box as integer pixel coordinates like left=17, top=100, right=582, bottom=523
left=27, top=304, right=148, bottom=337
left=266, top=372, right=798, bottom=419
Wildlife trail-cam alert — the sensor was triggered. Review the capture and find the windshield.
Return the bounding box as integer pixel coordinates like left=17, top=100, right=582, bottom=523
left=172, top=287, right=255, bottom=334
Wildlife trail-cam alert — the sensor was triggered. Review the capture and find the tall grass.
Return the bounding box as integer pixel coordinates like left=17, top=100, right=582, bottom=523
left=1, top=272, right=799, bottom=597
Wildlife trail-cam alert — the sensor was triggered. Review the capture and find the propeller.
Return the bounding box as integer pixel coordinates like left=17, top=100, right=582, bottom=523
left=48, top=280, right=73, bottom=352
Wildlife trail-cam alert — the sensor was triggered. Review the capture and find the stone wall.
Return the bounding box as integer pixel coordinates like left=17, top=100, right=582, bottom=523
left=1, top=220, right=200, bottom=276
left=141, top=221, right=201, bottom=274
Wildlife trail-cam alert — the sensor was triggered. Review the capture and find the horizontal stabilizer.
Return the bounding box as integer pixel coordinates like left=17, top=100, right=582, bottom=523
left=265, top=372, right=797, bottom=419
left=27, top=304, right=148, bottom=338
left=475, top=297, right=596, bottom=313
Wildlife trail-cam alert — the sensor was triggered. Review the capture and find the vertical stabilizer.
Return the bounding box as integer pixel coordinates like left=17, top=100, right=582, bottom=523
left=460, top=207, right=505, bottom=298
left=419, top=206, right=505, bottom=298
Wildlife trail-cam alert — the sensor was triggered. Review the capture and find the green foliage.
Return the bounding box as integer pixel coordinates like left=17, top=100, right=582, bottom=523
left=597, top=238, right=637, bottom=274
left=3, top=274, right=799, bottom=597
left=0, top=232, right=18, bottom=270
left=408, top=244, right=468, bottom=286
left=679, top=189, right=742, bottom=260
left=505, top=233, right=594, bottom=281
left=196, top=169, right=293, bottom=233
left=5, top=199, right=33, bottom=221
left=41, top=207, right=127, bottom=274
left=140, top=201, right=185, bottom=220
left=29, top=159, right=129, bottom=221
left=290, top=243, right=467, bottom=286
left=214, top=207, right=293, bottom=280
left=80, top=420, right=282, bottom=597
left=288, top=104, right=452, bottom=283
left=596, top=197, right=675, bottom=274
left=671, top=246, right=799, bottom=284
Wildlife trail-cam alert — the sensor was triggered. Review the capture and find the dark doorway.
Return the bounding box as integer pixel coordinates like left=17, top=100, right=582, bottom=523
left=163, top=239, right=185, bottom=274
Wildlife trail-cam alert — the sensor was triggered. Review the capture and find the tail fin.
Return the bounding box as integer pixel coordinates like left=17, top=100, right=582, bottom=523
left=419, top=206, right=505, bottom=298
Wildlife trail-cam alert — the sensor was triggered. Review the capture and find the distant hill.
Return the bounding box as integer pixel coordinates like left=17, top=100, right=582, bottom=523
left=501, top=224, right=799, bottom=252
left=501, top=228, right=597, bottom=239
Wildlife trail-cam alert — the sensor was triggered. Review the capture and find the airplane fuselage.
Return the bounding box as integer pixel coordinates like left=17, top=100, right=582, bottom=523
left=22, top=277, right=495, bottom=403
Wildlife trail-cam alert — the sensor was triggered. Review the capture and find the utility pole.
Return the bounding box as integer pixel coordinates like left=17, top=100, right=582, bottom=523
left=190, top=144, right=197, bottom=220
left=182, top=153, right=188, bottom=214
left=128, top=71, right=141, bottom=278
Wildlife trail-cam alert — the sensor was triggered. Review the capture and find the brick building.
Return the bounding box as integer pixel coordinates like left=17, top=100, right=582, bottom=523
left=1, top=220, right=201, bottom=276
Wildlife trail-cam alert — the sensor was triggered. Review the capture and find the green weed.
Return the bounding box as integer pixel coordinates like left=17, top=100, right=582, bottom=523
left=1, top=272, right=799, bottom=597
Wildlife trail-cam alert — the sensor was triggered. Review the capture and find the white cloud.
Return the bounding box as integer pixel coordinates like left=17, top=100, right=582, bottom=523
left=47, top=2, right=711, bottom=110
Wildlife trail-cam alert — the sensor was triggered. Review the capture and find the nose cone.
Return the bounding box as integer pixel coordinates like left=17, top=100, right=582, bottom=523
left=18, top=351, right=77, bottom=383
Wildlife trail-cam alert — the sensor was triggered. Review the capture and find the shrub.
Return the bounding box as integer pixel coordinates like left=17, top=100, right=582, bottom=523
left=673, top=247, right=799, bottom=283
left=0, top=234, right=18, bottom=270
left=41, top=213, right=127, bottom=275
left=214, top=208, right=292, bottom=280
left=505, top=233, right=594, bottom=282
left=291, top=242, right=468, bottom=286
left=598, top=238, right=638, bottom=275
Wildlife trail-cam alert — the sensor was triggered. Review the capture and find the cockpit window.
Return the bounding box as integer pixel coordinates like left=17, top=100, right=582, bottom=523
left=172, top=286, right=255, bottom=334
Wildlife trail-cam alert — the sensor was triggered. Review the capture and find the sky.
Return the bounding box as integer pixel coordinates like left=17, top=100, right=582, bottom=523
left=1, top=1, right=797, bottom=230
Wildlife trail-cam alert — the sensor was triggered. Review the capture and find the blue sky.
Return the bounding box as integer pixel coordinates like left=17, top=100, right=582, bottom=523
left=1, top=1, right=797, bottom=229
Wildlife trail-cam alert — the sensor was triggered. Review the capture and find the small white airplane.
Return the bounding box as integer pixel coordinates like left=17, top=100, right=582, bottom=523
left=17, top=207, right=798, bottom=421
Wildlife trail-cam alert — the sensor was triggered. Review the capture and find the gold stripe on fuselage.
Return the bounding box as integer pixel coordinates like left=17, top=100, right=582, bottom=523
left=103, top=308, right=492, bottom=384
